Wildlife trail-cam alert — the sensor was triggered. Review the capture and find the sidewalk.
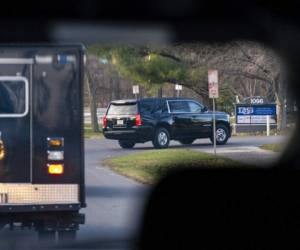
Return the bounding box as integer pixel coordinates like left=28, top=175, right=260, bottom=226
left=194, top=146, right=280, bottom=167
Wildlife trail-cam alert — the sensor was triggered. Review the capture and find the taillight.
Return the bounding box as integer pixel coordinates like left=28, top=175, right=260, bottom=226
left=135, top=114, right=142, bottom=126
left=47, top=164, right=64, bottom=175
left=47, top=137, right=64, bottom=175
left=103, top=115, right=108, bottom=128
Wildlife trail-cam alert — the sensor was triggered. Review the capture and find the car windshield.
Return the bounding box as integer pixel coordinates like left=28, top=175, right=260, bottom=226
left=107, top=103, right=137, bottom=115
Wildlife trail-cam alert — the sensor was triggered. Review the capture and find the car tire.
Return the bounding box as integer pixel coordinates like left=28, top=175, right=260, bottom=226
left=118, top=140, right=135, bottom=149
left=152, top=127, right=170, bottom=149
left=179, top=138, right=195, bottom=145
left=210, top=124, right=229, bottom=145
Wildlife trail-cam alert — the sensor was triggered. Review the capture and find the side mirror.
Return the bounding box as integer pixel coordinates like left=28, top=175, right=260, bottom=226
left=201, top=106, right=208, bottom=112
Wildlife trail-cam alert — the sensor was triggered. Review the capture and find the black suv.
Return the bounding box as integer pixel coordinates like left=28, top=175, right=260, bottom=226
left=103, top=98, right=231, bottom=149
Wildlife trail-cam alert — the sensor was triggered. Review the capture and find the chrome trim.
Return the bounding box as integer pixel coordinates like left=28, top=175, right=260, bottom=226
left=35, top=55, right=53, bottom=64
left=166, top=100, right=171, bottom=113
left=30, top=65, right=33, bottom=183
left=0, top=76, right=29, bottom=118
left=0, top=58, right=34, bottom=64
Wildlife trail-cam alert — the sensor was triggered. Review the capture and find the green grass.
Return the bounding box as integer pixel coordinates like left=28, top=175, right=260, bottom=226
left=104, top=149, right=240, bottom=184
left=84, top=123, right=103, bottom=139
left=260, top=143, right=284, bottom=153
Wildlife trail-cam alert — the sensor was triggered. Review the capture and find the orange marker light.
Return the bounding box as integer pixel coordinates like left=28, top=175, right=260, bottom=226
left=0, top=140, right=5, bottom=160
left=47, top=164, right=64, bottom=175
left=47, top=138, right=64, bottom=147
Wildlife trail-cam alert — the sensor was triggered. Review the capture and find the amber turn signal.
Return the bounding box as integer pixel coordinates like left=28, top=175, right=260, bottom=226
left=47, top=137, right=64, bottom=147
left=47, top=164, right=64, bottom=175
left=0, top=140, right=5, bottom=160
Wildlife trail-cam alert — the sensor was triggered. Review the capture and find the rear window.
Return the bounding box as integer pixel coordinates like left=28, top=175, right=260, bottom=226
left=107, top=103, right=138, bottom=115
left=140, top=100, right=154, bottom=115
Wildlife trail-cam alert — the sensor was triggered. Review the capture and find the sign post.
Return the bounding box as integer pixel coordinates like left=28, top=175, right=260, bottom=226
left=132, top=85, right=139, bottom=99
left=175, top=84, right=183, bottom=97
left=266, top=115, right=270, bottom=136
left=208, top=70, right=219, bottom=156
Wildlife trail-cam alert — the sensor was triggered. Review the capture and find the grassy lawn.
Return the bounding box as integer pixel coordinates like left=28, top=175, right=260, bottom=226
left=260, top=143, right=283, bottom=153
left=104, top=149, right=240, bottom=184
left=84, top=123, right=103, bottom=139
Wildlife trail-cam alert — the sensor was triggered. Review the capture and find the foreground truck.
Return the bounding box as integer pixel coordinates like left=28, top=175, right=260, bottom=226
left=0, top=45, right=85, bottom=240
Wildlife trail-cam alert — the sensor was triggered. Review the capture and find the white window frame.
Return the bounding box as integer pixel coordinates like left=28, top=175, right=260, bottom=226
left=0, top=76, right=29, bottom=118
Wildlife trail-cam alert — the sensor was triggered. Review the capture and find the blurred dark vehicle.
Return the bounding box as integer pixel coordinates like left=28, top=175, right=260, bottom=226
left=103, top=98, right=231, bottom=149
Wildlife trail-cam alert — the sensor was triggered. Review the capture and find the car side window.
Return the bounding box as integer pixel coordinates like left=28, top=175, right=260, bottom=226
left=140, top=101, right=154, bottom=115
left=168, top=101, right=190, bottom=113
left=188, top=101, right=203, bottom=113
left=153, top=100, right=163, bottom=114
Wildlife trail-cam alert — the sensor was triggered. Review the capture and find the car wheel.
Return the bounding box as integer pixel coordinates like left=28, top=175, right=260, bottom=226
left=210, top=124, right=229, bottom=145
left=152, top=128, right=170, bottom=149
left=118, top=140, right=135, bottom=149
left=179, top=138, right=195, bottom=145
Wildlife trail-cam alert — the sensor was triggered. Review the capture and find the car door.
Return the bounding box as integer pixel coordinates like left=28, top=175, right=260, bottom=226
left=187, top=101, right=212, bottom=137
left=168, top=100, right=193, bottom=138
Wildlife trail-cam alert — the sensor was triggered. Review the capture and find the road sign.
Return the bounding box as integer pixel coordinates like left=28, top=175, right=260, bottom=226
left=208, top=69, right=218, bottom=156
left=175, top=84, right=182, bottom=97
left=132, top=85, right=139, bottom=94
left=175, top=84, right=182, bottom=90
left=208, top=69, right=219, bottom=98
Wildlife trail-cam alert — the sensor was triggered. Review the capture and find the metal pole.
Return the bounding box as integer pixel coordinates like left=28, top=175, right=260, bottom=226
left=213, top=98, right=216, bottom=155
left=267, top=115, right=270, bottom=136
left=177, top=90, right=179, bottom=97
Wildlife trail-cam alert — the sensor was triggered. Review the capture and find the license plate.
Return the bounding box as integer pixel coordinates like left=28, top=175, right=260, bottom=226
left=117, top=119, right=124, bottom=125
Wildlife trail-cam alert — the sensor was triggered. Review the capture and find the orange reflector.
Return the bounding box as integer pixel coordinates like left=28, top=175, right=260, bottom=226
left=47, top=164, right=64, bottom=175
left=47, top=138, right=64, bottom=147
left=0, top=140, right=5, bottom=160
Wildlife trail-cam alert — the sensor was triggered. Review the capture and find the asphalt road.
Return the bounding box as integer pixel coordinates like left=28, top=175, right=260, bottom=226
left=0, top=135, right=287, bottom=249
left=78, top=135, right=287, bottom=241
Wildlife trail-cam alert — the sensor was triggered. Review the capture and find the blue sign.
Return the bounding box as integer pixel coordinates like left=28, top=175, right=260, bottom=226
left=235, top=104, right=277, bottom=124
left=236, top=105, right=276, bottom=116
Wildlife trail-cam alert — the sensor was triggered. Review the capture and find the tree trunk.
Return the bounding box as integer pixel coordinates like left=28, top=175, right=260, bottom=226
left=85, top=70, right=100, bottom=132
left=276, top=95, right=287, bottom=131
left=274, top=73, right=287, bottom=131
